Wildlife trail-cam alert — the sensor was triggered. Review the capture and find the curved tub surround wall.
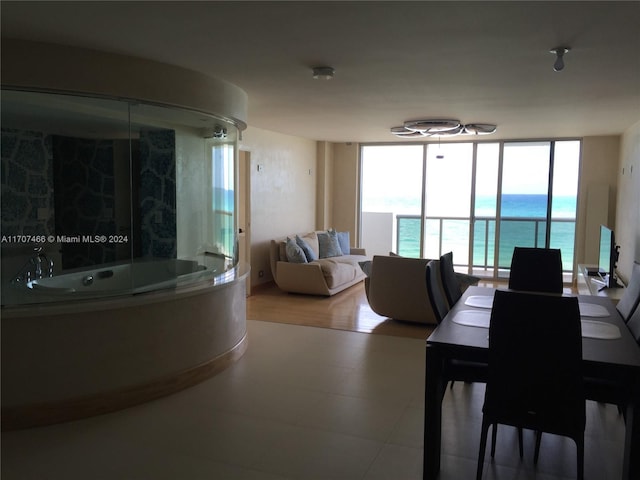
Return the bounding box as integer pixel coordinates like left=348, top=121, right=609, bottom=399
left=1, top=40, right=250, bottom=429
left=1, top=38, right=247, bottom=130
left=1, top=266, right=249, bottom=430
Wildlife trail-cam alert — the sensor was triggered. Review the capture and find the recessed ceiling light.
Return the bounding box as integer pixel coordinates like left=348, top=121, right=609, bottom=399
left=312, top=66, right=335, bottom=80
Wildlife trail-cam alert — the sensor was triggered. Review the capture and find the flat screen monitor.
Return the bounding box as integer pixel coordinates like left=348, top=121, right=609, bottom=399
left=598, top=225, right=619, bottom=288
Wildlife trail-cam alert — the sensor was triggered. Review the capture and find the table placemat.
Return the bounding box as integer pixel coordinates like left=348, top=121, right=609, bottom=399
left=451, top=310, right=491, bottom=328
left=578, top=302, right=610, bottom=318
left=464, top=295, right=494, bottom=309
left=580, top=319, right=621, bottom=339
left=451, top=311, right=621, bottom=339
left=464, top=297, right=610, bottom=318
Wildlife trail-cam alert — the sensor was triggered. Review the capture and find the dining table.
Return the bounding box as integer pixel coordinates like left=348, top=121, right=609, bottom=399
left=423, top=285, right=640, bottom=480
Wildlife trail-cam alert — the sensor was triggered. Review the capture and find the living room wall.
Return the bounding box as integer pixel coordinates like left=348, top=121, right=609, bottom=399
left=240, top=126, right=317, bottom=288
left=577, top=135, right=620, bottom=269
left=615, top=120, right=640, bottom=283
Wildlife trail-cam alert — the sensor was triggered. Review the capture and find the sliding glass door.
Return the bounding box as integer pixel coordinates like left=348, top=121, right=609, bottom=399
left=498, top=142, right=552, bottom=273
left=424, top=143, right=473, bottom=263
left=473, top=143, right=500, bottom=274
left=360, top=139, right=580, bottom=279
left=361, top=145, right=423, bottom=257
left=549, top=141, right=580, bottom=271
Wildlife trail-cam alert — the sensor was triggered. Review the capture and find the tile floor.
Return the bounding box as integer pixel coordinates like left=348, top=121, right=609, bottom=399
left=1, top=320, right=626, bottom=479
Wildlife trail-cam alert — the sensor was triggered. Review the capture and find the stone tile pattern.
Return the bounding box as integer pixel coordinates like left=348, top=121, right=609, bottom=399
left=1, top=128, right=54, bottom=237
left=139, top=128, right=177, bottom=259
left=52, top=135, right=117, bottom=268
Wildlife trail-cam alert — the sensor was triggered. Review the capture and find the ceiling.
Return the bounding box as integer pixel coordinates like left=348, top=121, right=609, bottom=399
left=2, top=1, right=639, bottom=143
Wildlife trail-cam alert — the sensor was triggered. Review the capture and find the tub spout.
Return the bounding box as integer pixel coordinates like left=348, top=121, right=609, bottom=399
left=32, top=247, right=53, bottom=278
left=38, top=251, right=54, bottom=277
left=12, top=246, right=54, bottom=284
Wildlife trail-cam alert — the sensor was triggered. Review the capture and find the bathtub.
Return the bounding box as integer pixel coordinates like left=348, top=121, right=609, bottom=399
left=3, top=257, right=228, bottom=305
left=1, top=260, right=249, bottom=430
left=28, top=259, right=208, bottom=293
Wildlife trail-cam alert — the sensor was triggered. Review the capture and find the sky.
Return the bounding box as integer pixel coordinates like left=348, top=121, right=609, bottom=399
left=362, top=140, right=580, bottom=214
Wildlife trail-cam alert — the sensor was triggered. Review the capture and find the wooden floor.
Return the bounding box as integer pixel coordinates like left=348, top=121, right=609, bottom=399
left=247, top=281, right=436, bottom=340
left=246, top=278, right=564, bottom=340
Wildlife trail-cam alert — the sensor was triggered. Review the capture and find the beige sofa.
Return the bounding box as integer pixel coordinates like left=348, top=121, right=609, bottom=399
left=269, top=231, right=368, bottom=296
left=363, top=254, right=479, bottom=325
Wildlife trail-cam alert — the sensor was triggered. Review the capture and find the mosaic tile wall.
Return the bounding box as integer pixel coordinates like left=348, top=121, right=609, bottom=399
left=1, top=128, right=54, bottom=237
left=52, top=135, right=117, bottom=268
left=2, top=127, right=178, bottom=269
left=139, top=128, right=177, bottom=258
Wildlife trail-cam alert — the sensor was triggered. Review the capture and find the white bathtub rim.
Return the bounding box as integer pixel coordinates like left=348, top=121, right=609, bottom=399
left=1, top=262, right=250, bottom=319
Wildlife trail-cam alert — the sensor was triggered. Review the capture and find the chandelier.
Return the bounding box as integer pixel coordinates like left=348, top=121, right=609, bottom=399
left=390, top=119, right=497, bottom=138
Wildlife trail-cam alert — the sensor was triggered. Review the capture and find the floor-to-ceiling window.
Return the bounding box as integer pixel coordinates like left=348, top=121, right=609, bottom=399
left=473, top=142, right=500, bottom=274
left=361, top=145, right=423, bottom=257
left=424, top=143, right=473, bottom=264
left=360, top=139, right=580, bottom=279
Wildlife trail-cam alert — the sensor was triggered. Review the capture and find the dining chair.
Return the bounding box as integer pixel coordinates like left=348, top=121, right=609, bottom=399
left=425, top=260, right=450, bottom=323
left=425, top=259, right=488, bottom=384
left=626, top=303, right=640, bottom=343
left=439, top=252, right=463, bottom=307
left=476, top=290, right=585, bottom=480
left=616, top=261, right=640, bottom=322
left=508, top=247, right=563, bottom=294
left=583, top=302, right=637, bottom=418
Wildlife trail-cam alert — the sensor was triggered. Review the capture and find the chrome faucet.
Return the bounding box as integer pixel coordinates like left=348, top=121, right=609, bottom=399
left=32, top=246, right=54, bottom=278
left=12, top=246, right=54, bottom=284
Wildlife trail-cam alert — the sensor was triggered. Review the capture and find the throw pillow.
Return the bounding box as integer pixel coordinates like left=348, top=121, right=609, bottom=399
left=317, top=230, right=343, bottom=258
left=337, top=231, right=350, bottom=255
left=296, top=234, right=318, bottom=262
left=285, top=237, right=308, bottom=263
left=298, top=231, right=320, bottom=259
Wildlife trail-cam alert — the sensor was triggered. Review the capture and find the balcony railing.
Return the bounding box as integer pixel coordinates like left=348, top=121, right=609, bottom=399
left=396, top=214, right=576, bottom=273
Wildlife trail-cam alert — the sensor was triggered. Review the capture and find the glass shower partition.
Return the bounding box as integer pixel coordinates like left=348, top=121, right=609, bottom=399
left=1, top=90, right=239, bottom=305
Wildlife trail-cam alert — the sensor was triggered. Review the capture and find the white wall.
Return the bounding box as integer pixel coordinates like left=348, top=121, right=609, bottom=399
left=361, top=212, right=394, bottom=257
left=240, top=127, right=317, bottom=287
left=576, top=136, right=621, bottom=268
left=615, top=120, right=640, bottom=283
left=332, top=142, right=360, bottom=240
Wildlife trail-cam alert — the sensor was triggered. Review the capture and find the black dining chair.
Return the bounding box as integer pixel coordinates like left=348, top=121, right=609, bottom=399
left=616, top=261, right=640, bottom=323
left=508, top=247, right=563, bottom=294
left=476, top=290, right=585, bottom=480
left=439, top=252, right=463, bottom=307
left=626, top=303, right=640, bottom=344
left=425, top=259, right=489, bottom=390
left=425, top=260, right=450, bottom=324
left=427, top=261, right=521, bottom=456
left=583, top=302, right=637, bottom=419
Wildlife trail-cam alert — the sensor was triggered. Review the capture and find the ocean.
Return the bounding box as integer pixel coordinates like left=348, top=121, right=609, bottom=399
left=388, top=194, right=577, bottom=270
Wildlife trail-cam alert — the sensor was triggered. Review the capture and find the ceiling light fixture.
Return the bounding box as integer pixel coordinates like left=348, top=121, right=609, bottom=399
left=404, top=119, right=461, bottom=134
left=390, top=119, right=497, bottom=138
left=390, top=126, right=428, bottom=138
left=550, top=46, right=570, bottom=72
left=312, top=66, right=335, bottom=80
